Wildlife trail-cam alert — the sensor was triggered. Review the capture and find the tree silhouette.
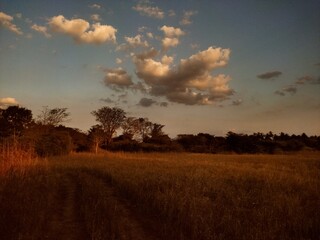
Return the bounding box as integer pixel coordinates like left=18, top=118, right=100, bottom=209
left=36, top=106, right=70, bottom=126
left=0, top=106, right=33, bottom=138
left=91, top=106, right=126, bottom=146
left=88, top=125, right=105, bottom=153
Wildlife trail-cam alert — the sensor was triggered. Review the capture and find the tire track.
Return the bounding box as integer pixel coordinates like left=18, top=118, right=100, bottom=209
left=79, top=168, right=162, bottom=240
left=44, top=171, right=89, bottom=240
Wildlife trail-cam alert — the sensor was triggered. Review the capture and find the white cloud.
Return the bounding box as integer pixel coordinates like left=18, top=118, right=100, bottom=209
left=162, top=37, right=179, bottom=49
left=125, top=34, right=149, bottom=48
left=0, top=97, right=19, bottom=108
left=160, top=25, right=185, bottom=38
left=48, top=15, right=117, bottom=44
left=161, top=55, right=174, bottom=65
left=133, top=46, right=233, bottom=105
left=160, top=25, right=185, bottom=50
left=31, top=24, right=51, bottom=38
left=133, top=1, right=164, bottom=19
left=15, top=13, right=22, bottom=19
left=180, top=10, right=197, bottom=25
left=0, top=11, right=23, bottom=35
left=146, top=32, right=153, bottom=38
left=91, top=14, right=101, bottom=22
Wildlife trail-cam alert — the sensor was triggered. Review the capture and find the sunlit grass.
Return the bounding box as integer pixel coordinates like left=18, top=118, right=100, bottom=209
left=0, top=152, right=319, bottom=239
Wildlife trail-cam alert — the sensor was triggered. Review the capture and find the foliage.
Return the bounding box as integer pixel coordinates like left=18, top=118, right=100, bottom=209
left=91, top=106, right=126, bottom=145
left=0, top=106, right=33, bottom=138
left=87, top=125, right=105, bottom=153
left=35, top=131, right=73, bottom=157
left=36, top=106, right=70, bottom=127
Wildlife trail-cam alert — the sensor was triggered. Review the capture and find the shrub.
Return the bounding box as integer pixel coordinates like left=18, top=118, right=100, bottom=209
left=35, top=131, right=72, bottom=157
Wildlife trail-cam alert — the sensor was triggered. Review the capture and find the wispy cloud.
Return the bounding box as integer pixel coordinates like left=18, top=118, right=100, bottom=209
left=168, top=10, right=176, bottom=17
left=0, top=11, right=23, bottom=35
left=31, top=24, right=51, bottom=38
left=89, top=4, right=101, bottom=10
left=274, top=85, right=297, bottom=96
left=232, top=99, right=243, bottom=106
left=180, top=10, right=197, bottom=25
left=133, top=1, right=164, bottom=19
left=48, top=15, right=117, bottom=44
left=295, top=75, right=320, bottom=85
left=117, top=34, right=149, bottom=51
left=91, top=14, right=101, bottom=22
left=257, top=71, right=282, bottom=80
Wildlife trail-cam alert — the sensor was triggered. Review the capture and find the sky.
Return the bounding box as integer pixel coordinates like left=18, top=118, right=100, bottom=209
left=0, top=0, right=319, bottom=137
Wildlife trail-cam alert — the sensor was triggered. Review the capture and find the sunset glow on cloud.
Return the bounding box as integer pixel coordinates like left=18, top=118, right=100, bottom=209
left=1, top=1, right=319, bottom=136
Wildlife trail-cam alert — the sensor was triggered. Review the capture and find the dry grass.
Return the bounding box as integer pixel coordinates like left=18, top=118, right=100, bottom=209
left=0, top=151, right=319, bottom=239
left=0, top=140, right=41, bottom=176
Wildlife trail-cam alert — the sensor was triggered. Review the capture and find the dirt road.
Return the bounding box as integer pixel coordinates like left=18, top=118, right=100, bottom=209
left=43, top=169, right=161, bottom=240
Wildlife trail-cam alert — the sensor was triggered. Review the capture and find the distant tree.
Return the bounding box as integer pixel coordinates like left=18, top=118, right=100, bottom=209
left=150, top=123, right=165, bottom=138
left=91, top=106, right=126, bottom=146
left=88, top=125, right=105, bottom=154
left=121, top=117, right=140, bottom=140
left=136, top=118, right=152, bottom=142
left=0, top=106, right=33, bottom=138
left=36, top=106, right=70, bottom=126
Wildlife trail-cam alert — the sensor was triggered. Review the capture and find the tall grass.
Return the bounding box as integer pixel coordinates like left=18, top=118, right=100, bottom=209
left=0, top=152, right=319, bottom=239
left=80, top=152, right=320, bottom=240
left=0, top=139, right=40, bottom=176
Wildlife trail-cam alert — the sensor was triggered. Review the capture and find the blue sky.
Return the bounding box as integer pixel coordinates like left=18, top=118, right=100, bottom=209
left=1, top=0, right=319, bottom=136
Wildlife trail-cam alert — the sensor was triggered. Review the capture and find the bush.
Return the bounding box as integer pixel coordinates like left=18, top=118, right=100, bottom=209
left=35, top=131, right=72, bottom=157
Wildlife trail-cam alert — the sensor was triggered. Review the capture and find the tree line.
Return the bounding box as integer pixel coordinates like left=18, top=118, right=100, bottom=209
left=0, top=105, right=319, bottom=157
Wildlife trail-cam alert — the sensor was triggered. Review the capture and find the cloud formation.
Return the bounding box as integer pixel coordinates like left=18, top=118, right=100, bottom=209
left=274, top=86, right=297, bottom=96
left=103, top=67, right=133, bottom=90
left=180, top=10, right=197, bottom=25
left=257, top=71, right=282, bottom=80
left=91, top=14, right=101, bottom=22
left=48, top=15, right=117, bottom=44
left=160, top=25, right=185, bottom=49
left=0, top=97, right=18, bottom=108
left=232, top=99, right=243, bottom=106
left=31, top=24, right=51, bottom=38
left=0, top=12, right=23, bottom=35
left=133, top=1, right=164, bottom=19
left=133, top=46, right=233, bottom=105
left=138, top=97, right=157, bottom=107
left=295, top=75, right=320, bottom=85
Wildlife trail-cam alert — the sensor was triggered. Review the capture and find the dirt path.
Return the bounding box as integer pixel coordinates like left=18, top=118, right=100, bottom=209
left=80, top=169, right=161, bottom=240
left=44, top=172, right=89, bottom=240
left=44, top=169, right=161, bottom=240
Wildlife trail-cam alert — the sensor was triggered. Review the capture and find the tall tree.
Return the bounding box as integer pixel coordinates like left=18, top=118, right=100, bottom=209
left=36, top=106, right=70, bottom=126
left=91, top=106, right=126, bottom=145
left=0, top=106, right=33, bottom=138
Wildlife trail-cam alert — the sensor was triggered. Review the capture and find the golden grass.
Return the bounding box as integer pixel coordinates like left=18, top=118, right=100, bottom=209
left=0, top=151, right=319, bottom=239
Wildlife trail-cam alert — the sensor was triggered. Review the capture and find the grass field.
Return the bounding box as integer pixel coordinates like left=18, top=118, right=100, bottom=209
left=0, top=152, right=319, bottom=240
